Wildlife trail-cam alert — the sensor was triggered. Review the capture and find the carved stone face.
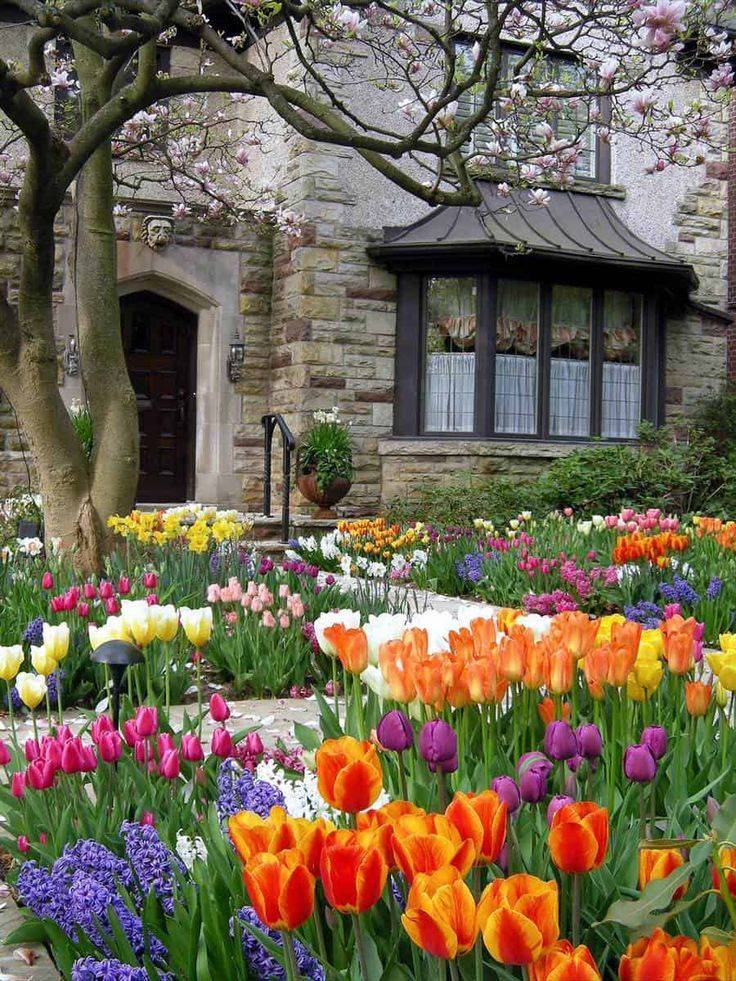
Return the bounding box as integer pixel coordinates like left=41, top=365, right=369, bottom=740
left=141, top=215, right=174, bottom=250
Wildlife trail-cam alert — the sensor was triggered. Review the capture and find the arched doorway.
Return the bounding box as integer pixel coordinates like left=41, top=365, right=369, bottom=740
left=120, top=291, right=197, bottom=503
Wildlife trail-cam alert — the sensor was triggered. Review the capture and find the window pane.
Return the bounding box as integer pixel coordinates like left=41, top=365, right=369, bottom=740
left=602, top=291, right=642, bottom=439
left=550, top=286, right=591, bottom=437
left=555, top=61, right=597, bottom=179
left=424, top=278, right=476, bottom=432
left=494, top=280, right=539, bottom=434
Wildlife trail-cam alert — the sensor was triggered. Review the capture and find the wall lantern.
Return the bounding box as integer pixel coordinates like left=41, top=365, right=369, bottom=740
left=91, top=639, right=144, bottom=729
left=227, top=328, right=246, bottom=383
left=63, top=334, right=80, bottom=376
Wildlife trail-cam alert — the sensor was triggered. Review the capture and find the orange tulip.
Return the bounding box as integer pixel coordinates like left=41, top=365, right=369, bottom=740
left=547, top=646, right=574, bottom=694
left=529, top=940, right=601, bottom=980
left=582, top=645, right=610, bottom=693
left=320, top=832, right=388, bottom=914
left=324, top=624, right=368, bottom=674
left=685, top=681, right=711, bottom=717
left=402, top=867, right=478, bottom=959
left=414, top=656, right=449, bottom=710
left=243, top=849, right=315, bottom=931
left=445, top=790, right=507, bottom=865
left=499, top=626, right=534, bottom=683
left=229, top=807, right=296, bottom=865
left=619, top=929, right=719, bottom=981
left=402, top=627, right=429, bottom=661
left=699, top=934, right=736, bottom=978
left=713, top=845, right=736, bottom=898
left=378, top=640, right=416, bottom=703
left=548, top=801, right=608, bottom=874
left=552, top=612, right=599, bottom=660
left=478, top=873, right=559, bottom=966
left=538, top=697, right=571, bottom=726
left=316, top=736, right=383, bottom=813
left=610, top=620, right=643, bottom=659
left=664, top=631, right=696, bottom=675
left=524, top=643, right=549, bottom=690
left=470, top=617, right=497, bottom=657
left=638, top=847, right=687, bottom=900
left=606, top=642, right=639, bottom=688
left=464, top=657, right=508, bottom=704
left=392, top=813, right=476, bottom=882
left=289, top=816, right=335, bottom=875
left=443, top=655, right=471, bottom=709
left=448, top=627, right=474, bottom=661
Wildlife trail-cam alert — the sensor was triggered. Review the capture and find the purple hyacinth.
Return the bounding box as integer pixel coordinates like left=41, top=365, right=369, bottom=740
left=71, top=957, right=149, bottom=981
left=8, top=669, right=63, bottom=710
left=237, top=907, right=324, bottom=981
left=16, top=860, right=76, bottom=936
left=23, top=616, right=44, bottom=647
left=707, top=577, right=723, bottom=601
left=216, top=758, right=285, bottom=821
left=624, top=601, right=664, bottom=630
left=54, top=839, right=134, bottom=893
left=120, top=821, right=183, bottom=915
left=455, top=552, right=487, bottom=584
left=659, top=577, right=700, bottom=607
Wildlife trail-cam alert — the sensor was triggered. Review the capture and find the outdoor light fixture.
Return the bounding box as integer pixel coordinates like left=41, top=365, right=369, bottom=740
left=226, top=328, right=246, bottom=383
left=63, top=334, right=80, bottom=376
left=91, top=639, right=144, bottom=729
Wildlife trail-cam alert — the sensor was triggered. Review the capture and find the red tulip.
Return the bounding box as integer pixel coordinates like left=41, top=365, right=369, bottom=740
left=0, top=740, right=11, bottom=766
left=209, top=693, right=230, bottom=722
left=182, top=733, right=204, bottom=762
left=78, top=602, right=90, bottom=618
left=42, top=740, right=62, bottom=772
left=83, top=582, right=97, bottom=600
left=118, top=576, right=131, bottom=596
left=41, top=572, right=54, bottom=590
left=66, top=587, right=81, bottom=609
left=160, top=749, right=180, bottom=780
left=50, top=596, right=65, bottom=613
left=24, top=739, right=40, bottom=762
left=211, top=727, right=233, bottom=758
left=122, top=720, right=139, bottom=747
left=61, top=738, right=85, bottom=774
left=135, top=706, right=158, bottom=738
left=11, top=772, right=25, bottom=798
left=158, top=733, right=175, bottom=756
left=99, top=580, right=114, bottom=600
left=143, top=572, right=158, bottom=589
left=98, top=731, right=123, bottom=764
left=92, top=715, right=115, bottom=745
left=134, top=740, right=148, bottom=763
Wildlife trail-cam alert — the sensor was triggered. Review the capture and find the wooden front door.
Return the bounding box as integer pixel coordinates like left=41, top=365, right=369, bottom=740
left=120, top=291, right=196, bottom=503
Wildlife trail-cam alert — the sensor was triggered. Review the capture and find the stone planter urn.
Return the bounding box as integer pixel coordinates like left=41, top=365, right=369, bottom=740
left=297, top=468, right=351, bottom=517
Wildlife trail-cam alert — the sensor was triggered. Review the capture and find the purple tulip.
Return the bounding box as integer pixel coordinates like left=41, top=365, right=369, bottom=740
left=566, top=754, right=584, bottom=773
left=544, top=721, right=578, bottom=761
left=419, top=720, right=457, bottom=772
left=496, top=843, right=509, bottom=875
left=377, top=710, right=414, bottom=753
left=519, top=765, right=548, bottom=803
left=707, top=796, right=721, bottom=825
left=547, top=794, right=574, bottom=827
left=642, top=726, right=668, bottom=761
left=517, top=751, right=553, bottom=778
left=576, top=723, right=603, bottom=759
left=624, top=743, right=657, bottom=783
left=491, top=775, right=521, bottom=816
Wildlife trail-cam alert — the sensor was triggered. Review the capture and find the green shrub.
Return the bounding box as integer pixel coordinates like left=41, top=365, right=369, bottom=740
left=691, top=383, right=736, bottom=445
left=69, top=399, right=93, bottom=460
left=385, top=472, right=541, bottom=527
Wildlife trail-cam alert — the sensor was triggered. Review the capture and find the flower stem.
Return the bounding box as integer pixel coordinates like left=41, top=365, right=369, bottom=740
left=280, top=930, right=300, bottom=981
left=352, top=673, right=366, bottom=740
left=351, top=913, right=370, bottom=980
left=571, top=873, right=582, bottom=947
left=332, top=658, right=340, bottom=725
left=397, top=752, right=409, bottom=801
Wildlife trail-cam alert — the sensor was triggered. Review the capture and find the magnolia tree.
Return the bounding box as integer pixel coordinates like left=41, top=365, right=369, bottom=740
left=0, top=0, right=733, bottom=570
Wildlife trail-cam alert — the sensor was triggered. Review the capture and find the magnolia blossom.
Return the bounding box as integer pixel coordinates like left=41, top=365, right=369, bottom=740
left=634, top=0, right=687, bottom=51
left=528, top=188, right=551, bottom=207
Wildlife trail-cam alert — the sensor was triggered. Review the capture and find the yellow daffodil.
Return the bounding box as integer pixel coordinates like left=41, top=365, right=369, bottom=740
left=150, top=604, right=179, bottom=642
left=16, top=671, right=47, bottom=709
left=42, top=622, right=70, bottom=662
left=708, top=651, right=736, bottom=691
left=30, top=645, right=58, bottom=677
left=0, top=645, right=24, bottom=682
left=179, top=607, right=213, bottom=648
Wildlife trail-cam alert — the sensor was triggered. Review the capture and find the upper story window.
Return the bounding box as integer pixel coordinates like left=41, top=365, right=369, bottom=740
left=411, top=273, right=654, bottom=442
left=455, top=41, right=605, bottom=183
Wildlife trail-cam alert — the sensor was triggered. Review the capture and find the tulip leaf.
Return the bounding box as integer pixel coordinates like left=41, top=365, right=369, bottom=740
left=713, top=793, right=736, bottom=845
left=294, top=720, right=322, bottom=751
left=313, top=689, right=344, bottom=740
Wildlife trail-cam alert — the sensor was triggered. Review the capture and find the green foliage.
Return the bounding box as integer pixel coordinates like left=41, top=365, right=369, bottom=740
left=691, top=383, right=736, bottom=445
left=386, top=472, right=541, bottom=527
left=69, top=399, right=94, bottom=460
left=299, top=409, right=354, bottom=491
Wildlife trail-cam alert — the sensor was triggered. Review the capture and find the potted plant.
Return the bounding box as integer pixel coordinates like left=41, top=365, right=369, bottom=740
left=297, top=407, right=354, bottom=514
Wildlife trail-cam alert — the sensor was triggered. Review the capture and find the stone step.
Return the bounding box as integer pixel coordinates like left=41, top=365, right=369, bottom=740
left=249, top=512, right=338, bottom=542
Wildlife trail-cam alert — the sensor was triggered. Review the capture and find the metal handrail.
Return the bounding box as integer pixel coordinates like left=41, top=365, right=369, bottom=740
left=261, top=414, right=296, bottom=543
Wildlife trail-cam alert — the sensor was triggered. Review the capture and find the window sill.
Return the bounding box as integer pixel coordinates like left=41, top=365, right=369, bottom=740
left=464, top=166, right=626, bottom=200
left=378, top=435, right=637, bottom=457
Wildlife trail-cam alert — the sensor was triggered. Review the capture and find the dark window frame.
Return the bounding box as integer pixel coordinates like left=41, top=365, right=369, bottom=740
left=453, top=35, right=612, bottom=186
left=393, top=266, right=663, bottom=442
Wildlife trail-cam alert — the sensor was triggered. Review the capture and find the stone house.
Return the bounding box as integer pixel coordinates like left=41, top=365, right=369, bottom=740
left=0, top=16, right=734, bottom=516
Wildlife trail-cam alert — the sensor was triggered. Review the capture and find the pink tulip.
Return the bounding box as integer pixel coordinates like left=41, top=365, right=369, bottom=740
left=118, top=576, right=131, bottom=596
left=83, top=582, right=97, bottom=600
left=140, top=811, right=155, bottom=826
left=160, top=749, right=180, bottom=780
left=246, top=581, right=258, bottom=597
left=26, top=759, right=55, bottom=790
left=56, top=726, right=73, bottom=744
left=122, top=719, right=139, bottom=747
left=43, top=741, right=62, bottom=772
left=98, top=731, right=123, bottom=763
left=11, top=772, right=25, bottom=798
left=106, top=597, right=120, bottom=615
left=181, top=733, right=204, bottom=762
left=206, top=584, right=221, bottom=603
left=250, top=598, right=263, bottom=614
left=67, top=587, right=81, bottom=609
left=620, top=507, right=635, bottom=521
left=99, top=580, right=114, bottom=600
left=81, top=746, right=97, bottom=771
left=143, top=572, right=158, bottom=590
left=39, top=833, right=47, bottom=845
left=245, top=732, right=264, bottom=756
left=50, top=596, right=65, bottom=613
left=78, top=602, right=91, bottom=618
left=135, top=706, right=158, bottom=738
left=17, top=835, right=29, bottom=853
left=146, top=594, right=159, bottom=606
left=211, top=727, right=233, bottom=758
left=41, top=572, right=54, bottom=590
left=262, top=611, right=276, bottom=628
left=61, top=738, right=85, bottom=774
left=241, top=595, right=252, bottom=610
left=24, top=739, right=40, bottom=762
left=209, top=693, right=230, bottom=723
left=92, top=715, right=115, bottom=744
left=279, top=584, right=291, bottom=599
left=0, top=740, right=11, bottom=766
left=278, top=614, right=290, bottom=629
left=158, top=733, right=175, bottom=756
left=134, top=740, right=147, bottom=764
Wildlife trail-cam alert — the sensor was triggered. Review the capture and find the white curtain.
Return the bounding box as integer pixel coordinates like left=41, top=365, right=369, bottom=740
left=602, top=363, right=641, bottom=438
left=550, top=358, right=590, bottom=437
left=495, top=354, right=537, bottom=434
left=424, top=353, right=475, bottom=432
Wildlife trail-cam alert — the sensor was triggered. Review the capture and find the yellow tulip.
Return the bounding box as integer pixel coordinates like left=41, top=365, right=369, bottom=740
left=719, top=634, right=736, bottom=653
left=179, top=607, right=213, bottom=648
left=708, top=652, right=736, bottom=692
left=150, top=604, right=179, bottom=642
left=15, top=671, right=47, bottom=710
left=42, top=622, right=70, bottom=662
left=30, top=645, right=58, bottom=677
left=632, top=653, right=663, bottom=693
left=626, top=675, right=647, bottom=702
left=640, top=630, right=664, bottom=659
left=89, top=616, right=132, bottom=651
left=715, top=681, right=729, bottom=709
left=596, top=614, right=625, bottom=644
left=0, top=645, right=24, bottom=682
left=120, top=600, right=157, bottom=647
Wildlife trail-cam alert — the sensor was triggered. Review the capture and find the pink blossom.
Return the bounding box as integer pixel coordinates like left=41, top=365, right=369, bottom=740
left=262, top=611, right=276, bottom=628
left=278, top=613, right=290, bottom=629
left=250, top=598, right=263, bottom=614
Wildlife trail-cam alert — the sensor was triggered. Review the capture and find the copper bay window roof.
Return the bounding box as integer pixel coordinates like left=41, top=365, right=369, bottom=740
left=370, top=183, right=698, bottom=291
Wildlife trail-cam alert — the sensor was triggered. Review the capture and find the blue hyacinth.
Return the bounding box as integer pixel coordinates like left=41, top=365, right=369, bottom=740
left=237, top=907, right=324, bottom=980
left=216, top=759, right=285, bottom=821
left=624, top=600, right=664, bottom=630
left=659, top=576, right=701, bottom=606
left=71, top=957, right=149, bottom=981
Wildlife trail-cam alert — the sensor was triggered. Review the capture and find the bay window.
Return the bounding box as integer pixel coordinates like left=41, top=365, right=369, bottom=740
left=408, top=273, right=657, bottom=441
